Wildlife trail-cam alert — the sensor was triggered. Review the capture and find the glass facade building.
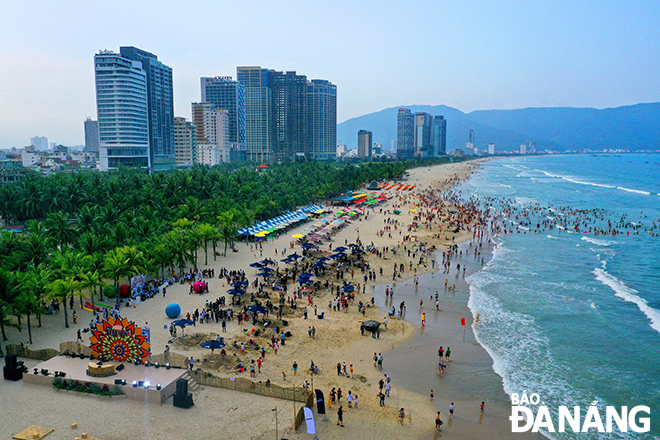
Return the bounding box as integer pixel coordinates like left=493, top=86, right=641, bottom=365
left=431, top=115, right=447, bottom=156
left=119, top=47, right=175, bottom=171
left=237, top=67, right=274, bottom=163
left=397, top=108, right=415, bottom=159
left=95, top=51, right=150, bottom=170
left=272, top=71, right=308, bottom=161
left=307, top=79, right=337, bottom=161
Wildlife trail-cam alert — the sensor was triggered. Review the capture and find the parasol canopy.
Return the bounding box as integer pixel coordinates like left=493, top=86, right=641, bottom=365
left=361, top=320, right=381, bottom=332
left=248, top=305, right=269, bottom=314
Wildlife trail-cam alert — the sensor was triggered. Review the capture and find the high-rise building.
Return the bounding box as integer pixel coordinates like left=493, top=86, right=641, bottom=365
left=84, top=118, right=100, bottom=153
left=414, top=112, right=433, bottom=158
left=119, top=47, right=175, bottom=171
left=95, top=50, right=149, bottom=170
left=191, top=103, right=228, bottom=163
left=174, top=117, right=197, bottom=166
left=272, top=71, right=308, bottom=161
left=466, top=129, right=475, bottom=156
left=200, top=77, right=245, bottom=146
left=30, top=136, right=49, bottom=151
left=488, top=143, right=495, bottom=155
left=357, top=130, right=372, bottom=158
left=372, top=142, right=383, bottom=156
left=237, top=67, right=274, bottom=163
left=397, top=108, right=414, bottom=159
left=307, top=79, right=337, bottom=161
left=197, top=144, right=222, bottom=166
left=431, top=116, right=447, bottom=156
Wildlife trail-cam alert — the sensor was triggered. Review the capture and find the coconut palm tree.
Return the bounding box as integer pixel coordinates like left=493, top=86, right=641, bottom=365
left=45, top=211, right=79, bottom=251
left=47, top=276, right=82, bottom=329
left=0, top=268, right=21, bottom=340
left=14, top=288, right=43, bottom=344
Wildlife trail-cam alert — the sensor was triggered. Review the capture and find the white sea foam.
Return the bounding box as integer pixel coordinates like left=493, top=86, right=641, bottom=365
left=562, top=177, right=616, bottom=189
left=616, top=186, right=652, bottom=195
left=594, top=267, right=660, bottom=334
left=580, top=236, right=617, bottom=246
left=546, top=235, right=562, bottom=241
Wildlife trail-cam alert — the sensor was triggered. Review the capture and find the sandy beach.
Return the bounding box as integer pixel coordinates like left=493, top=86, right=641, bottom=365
left=0, top=159, right=542, bottom=440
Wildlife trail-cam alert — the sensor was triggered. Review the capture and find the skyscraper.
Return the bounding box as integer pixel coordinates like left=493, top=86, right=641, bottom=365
left=84, top=118, right=100, bottom=153
left=174, top=117, right=197, bottom=166
left=272, top=71, right=308, bottom=161
left=95, top=50, right=149, bottom=170
left=119, top=46, right=175, bottom=171
left=307, top=79, right=337, bottom=161
left=200, top=77, right=245, bottom=146
left=414, top=112, right=433, bottom=158
left=397, top=108, right=414, bottom=159
left=357, top=130, right=372, bottom=158
left=237, top=67, right=274, bottom=163
left=431, top=115, right=447, bottom=156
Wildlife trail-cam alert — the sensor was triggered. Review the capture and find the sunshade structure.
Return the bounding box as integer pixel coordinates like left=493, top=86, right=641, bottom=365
left=249, top=262, right=264, bottom=268
left=361, top=320, right=381, bottom=332
left=300, top=242, right=315, bottom=250
left=288, top=253, right=302, bottom=259
left=227, top=288, right=246, bottom=296
left=237, top=204, right=327, bottom=237
left=342, top=284, right=355, bottom=292
left=334, top=246, right=348, bottom=252
left=299, top=273, right=314, bottom=279
left=231, top=281, right=248, bottom=287
left=248, top=305, right=269, bottom=314
left=260, top=258, right=276, bottom=266
left=171, top=319, right=194, bottom=335
left=200, top=339, right=226, bottom=353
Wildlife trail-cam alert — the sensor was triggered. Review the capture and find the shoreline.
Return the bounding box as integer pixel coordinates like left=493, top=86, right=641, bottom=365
left=0, top=158, right=536, bottom=440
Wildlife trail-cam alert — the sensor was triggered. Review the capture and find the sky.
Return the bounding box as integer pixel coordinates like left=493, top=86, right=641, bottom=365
left=0, top=0, right=659, bottom=148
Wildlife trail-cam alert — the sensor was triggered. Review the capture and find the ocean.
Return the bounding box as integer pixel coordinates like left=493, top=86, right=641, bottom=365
left=460, top=154, right=660, bottom=439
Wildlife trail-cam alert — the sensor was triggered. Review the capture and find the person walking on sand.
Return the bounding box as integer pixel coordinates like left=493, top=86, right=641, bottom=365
left=337, top=406, right=344, bottom=427
left=446, top=347, right=451, bottom=361
left=189, top=356, right=194, bottom=370
left=480, top=401, right=485, bottom=413
left=349, top=364, right=354, bottom=379
left=399, top=408, right=405, bottom=425
left=435, top=411, right=443, bottom=431
left=450, top=402, right=455, bottom=416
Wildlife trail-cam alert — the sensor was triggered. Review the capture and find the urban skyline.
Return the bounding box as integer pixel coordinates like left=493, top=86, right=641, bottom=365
left=1, top=1, right=658, bottom=148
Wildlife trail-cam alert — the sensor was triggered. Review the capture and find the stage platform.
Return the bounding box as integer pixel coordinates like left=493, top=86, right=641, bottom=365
left=23, top=356, right=187, bottom=403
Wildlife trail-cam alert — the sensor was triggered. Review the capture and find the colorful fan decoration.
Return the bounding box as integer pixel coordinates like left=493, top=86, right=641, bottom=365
left=89, top=316, right=151, bottom=363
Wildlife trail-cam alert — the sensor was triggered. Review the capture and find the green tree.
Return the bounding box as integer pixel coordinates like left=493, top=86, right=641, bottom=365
left=0, top=268, right=21, bottom=340
left=47, top=276, right=82, bottom=329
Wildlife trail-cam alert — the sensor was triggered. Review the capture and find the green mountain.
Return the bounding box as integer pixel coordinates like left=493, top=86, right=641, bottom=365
left=337, top=103, right=660, bottom=152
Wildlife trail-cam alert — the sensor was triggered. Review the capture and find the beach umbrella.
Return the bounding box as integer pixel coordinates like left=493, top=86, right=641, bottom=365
left=347, top=243, right=360, bottom=248
left=248, top=305, right=269, bottom=314
left=351, top=248, right=365, bottom=254
left=288, top=253, right=302, bottom=259
left=249, top=262, right=263, bottom=268
left=257, top=272, right=273, bottom=279
left=317, top=257, right=330, bottom=262
left=361, top=320, right=381, bottom=332
left=342, top=285, right=355, bottom=292
left=292, top=234, right=304, bottom=238
left=299, top=273, right=314, bottom=278
left=333, top=246, right=348, bottom=252
left=171, top=319, right=195, bottom=335
left=200, top=339, right=226, bottom=353
left=300, top=242, right=315, bottom=250
left=281, top=257, right=295, bottom=263
left=298, top=278, right=314, bottom=285
left=311, top=262, right=327, bottom=269
left=261, top=258, right=276, bottom=266
left=231, top=281, right=248, bottom=287
left=227, top=288, right=246, bottom=295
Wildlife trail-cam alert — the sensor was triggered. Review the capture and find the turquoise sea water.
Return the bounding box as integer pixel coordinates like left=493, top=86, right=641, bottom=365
left=460, top=154, right=660, bottom=439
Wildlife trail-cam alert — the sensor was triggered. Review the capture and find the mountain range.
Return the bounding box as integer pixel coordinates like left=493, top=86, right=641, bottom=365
left=336, top=103, right=660, bottom=153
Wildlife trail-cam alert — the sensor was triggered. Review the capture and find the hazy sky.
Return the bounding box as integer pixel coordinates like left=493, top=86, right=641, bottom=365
left=1, top=0, right=659, bottom=148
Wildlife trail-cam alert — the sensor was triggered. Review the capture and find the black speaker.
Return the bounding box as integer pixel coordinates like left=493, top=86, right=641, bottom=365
left=116, top=364, right=125, bottom=371
left=3, top=366, right=23, bottom=381
left=176, top=378, right=188, bottom=395
left=173, top=393, right=193, bottom=408
left=5, top=354, right=17, bottom=370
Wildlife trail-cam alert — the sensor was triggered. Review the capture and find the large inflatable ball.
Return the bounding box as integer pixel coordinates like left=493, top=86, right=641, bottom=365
left=104, top=285, right=117, bottom=298
left=119, top=284, right=131, bottom=298
left=193, top=281, right=205, bottom=293
left=165, top=303, right=182, bottom=319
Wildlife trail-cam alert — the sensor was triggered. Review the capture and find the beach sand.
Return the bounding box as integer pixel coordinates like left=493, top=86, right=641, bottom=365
left=0, top=160, right=542, bottom=439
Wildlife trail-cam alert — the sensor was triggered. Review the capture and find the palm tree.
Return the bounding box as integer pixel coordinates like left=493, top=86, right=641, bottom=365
left=0, top=268, right=21, bottom=340
left=45, top=211, right=79, bottom=250
left=47, top=276, right=82, bottom=329
left=103, top=248, right=130, bottom=288
left=78, top=269, right=105, bottom=314
left=24, top=265, right=51, bottom=328
left=197, top=223, right=216, bottom=266
left=217, top=211, right=238, bottom=256
left=14, top=289, right=43, bottom=344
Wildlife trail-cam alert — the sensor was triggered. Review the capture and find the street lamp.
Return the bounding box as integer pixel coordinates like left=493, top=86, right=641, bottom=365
left=272, top=407, right=278, bottom=440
